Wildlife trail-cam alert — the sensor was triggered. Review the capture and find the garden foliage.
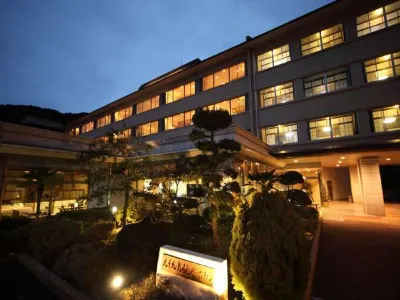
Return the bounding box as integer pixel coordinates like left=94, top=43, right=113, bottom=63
left=229, top=191, right=310, bottom=300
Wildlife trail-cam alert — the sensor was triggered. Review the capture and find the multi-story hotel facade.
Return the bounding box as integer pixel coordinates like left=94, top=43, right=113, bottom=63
left=67, top=0, right=400, bottom=216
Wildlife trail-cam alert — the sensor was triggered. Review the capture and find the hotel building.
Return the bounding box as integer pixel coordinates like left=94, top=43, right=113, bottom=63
left=3, top=0, right=399, bottom=216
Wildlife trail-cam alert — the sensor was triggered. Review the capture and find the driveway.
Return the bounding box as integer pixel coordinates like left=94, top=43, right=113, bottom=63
left=312, top=219, right=400, bottom=300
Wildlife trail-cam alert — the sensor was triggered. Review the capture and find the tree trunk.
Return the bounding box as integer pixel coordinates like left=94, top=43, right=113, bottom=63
left=36, top=185, right=44, bottom=219
left=211, top=217, right=220, bottom=249
left=122, top=187, right=129, bottom=227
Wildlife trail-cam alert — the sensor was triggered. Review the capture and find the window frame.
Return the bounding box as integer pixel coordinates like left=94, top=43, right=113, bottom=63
left=364, top=51, right=400, bottom=83
left=301, top=24, right=344, bottom=57
left=114, top=107, right=133, bottom=122
left=202, top=62, right=246, bottom=91
left=165, top=82, right=195, bottom=104
left=205, top=95, right=246, bottom=115
left=259, top=82, right=294, bottom=108
left=371, top=105, right=400, bottom=133
left=261, top=123, right=299, bottom=146
left=164, top=110, right=195, bottom=131
left=309, top=114, right=356, bottom=141
left=257, top=44, right=291, bottom=72
left=356, top=1, right=400, bottom=37
left=135, top=121, right=159, bottom=137
left=82, top=121, right=94, bottom=133
left=136, top=96, right=160, bottom=114
left=304, top=69, right=349, bottom=98
left=97, top=115, right=111, bottom=128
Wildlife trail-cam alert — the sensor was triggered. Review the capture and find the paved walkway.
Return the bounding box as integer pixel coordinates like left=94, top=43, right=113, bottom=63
left=313, top=202, right=400, bottom=300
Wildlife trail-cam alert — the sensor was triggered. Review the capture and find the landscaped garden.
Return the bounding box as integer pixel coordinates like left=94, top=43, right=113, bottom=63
left=0, top=109, right=319, bottom=300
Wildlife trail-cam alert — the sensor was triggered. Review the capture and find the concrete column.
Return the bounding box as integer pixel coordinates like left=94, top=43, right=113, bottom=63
left=349, top=62, right=365, bottom=87
left=344, top=19, right=358, bottom=42
left=356, top=110, right=372, bottom=136
left=246, top=50, right=256, bottom=135
left=297, top=121, right=309, bottom=143
left=349, top=165, right=362, bottom=204
left=294, top=78, right=305, bottom=100
left=358, top=157, right=385, bottom=216
left=290, top=40, right=302, bottom=60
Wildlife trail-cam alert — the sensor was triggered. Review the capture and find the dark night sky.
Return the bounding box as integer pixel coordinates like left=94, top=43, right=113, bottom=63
left=1, top=0, right=333, bottom=113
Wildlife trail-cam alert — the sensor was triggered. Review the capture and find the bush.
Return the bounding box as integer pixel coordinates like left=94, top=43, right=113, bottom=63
left=82, top=220, right=115, bottom=242
left=0, top=216, right=31, bottom=233
left=117, top=217, right=180, bottom=272
left=57, top=208, right=113, bottom=224
left=21, top=218, right=83, bottom=267
left=229, top=191, right=310, bottom=300
left=294, top=206, right=319, bottom=233
left=122, top=273, right=185, bottom=300
left=52, top=241, right=119, bottom=300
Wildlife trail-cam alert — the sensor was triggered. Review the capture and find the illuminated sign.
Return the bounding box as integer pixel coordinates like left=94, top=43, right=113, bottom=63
left=156, top=245, right=228, bottom=299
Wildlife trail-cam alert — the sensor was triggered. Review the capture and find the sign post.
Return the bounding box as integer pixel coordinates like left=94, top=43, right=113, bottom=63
left=156, top=245, right=228, bottom=299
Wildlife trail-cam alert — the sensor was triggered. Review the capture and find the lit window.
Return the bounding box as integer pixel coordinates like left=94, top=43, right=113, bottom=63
left=164, top=110, right=195, bottom=130
left=261, top=124, right=298, bottom=145
left=115, top=128, right=131, bottom=140
left=301, top=24, right=344, bottom=56
left=259, top=82, right=294, bottom=107
left=202, top=62, right=245, bottom=91
left=97, top=115, right=111, bottom=128
left=304, top=70, right=349, bottom=97
left=309, top=114, right=355, bottom=140
left=114, top=107, right=132, bottom=122
left=136, top=121, right=158, bottom=137
left=364, top=52, right=400, bottom=82
left=230, top=96, right=246, bottom=115
left=372, top=105, right=400, bottom=132
left=357, top=1, right=400, bottom=37
left=257, top=44, right=291, bottom=71
left=137, top=96, right=160, bottom=114
left=205, top=96, right=246, bottom=115
left=82, top=122, right=94, bottom=133
left=69, top=127, right=80, bottom=136
left=166, top=82, right=195, bottom=104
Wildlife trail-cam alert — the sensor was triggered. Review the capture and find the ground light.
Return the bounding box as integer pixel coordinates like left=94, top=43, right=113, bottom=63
left=111, top=274, right=124, bottom=289
left=111, top=206, right=118, bottom=214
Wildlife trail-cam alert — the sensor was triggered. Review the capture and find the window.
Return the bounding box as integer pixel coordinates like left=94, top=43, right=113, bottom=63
left=166, top=83, right=195, bottom=104
left=115, top=107, right=132, bottom=121
left=364, top=52, right=400, bottom=82
left=309, top=114, right=355, bottom=140
left=137, top=96, right=160, bottom=114
left=82, top=122, right=94, bottom=133
left=116, top=128, right=131, bottom=140
left=206, top=96, right=246, bottom=115
left=97, top=115, right=111, bottom=128
left=257, top=44, right=291, bottom=71
left=372, top=105, right=400, bottom=132
left=357, top=1, right=400, bottom=37
left=304, top=70, right=349, bottom=97
left=259, top=82, right=294, bottom=107
left=164, top=110, right=195, bottom=130
left=69, top=127, right=80, bottom=136
left=261, top=124, right=298, bottom=145
left=202, top=62, right=245, bottom=91
left=136, top=121, right=159, bottom=137
left=301, top=24, right=344, bottom=56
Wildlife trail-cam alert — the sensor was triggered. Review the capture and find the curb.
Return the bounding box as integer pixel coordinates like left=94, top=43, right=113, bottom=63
left=17, top=254, right=92, bottom=300
left=305, top=214, right=323, bottom=300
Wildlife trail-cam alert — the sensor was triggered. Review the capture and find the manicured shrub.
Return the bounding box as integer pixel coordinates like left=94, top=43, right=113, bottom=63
left=294, top=206, right=319, bottom=232
left=52, top=241, right=119, bottom=300
left=229, top=191, right=310, bottom=300
left=0, top=216, right=31, bottom=232
left=57, top=208, right=113, bottom=224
